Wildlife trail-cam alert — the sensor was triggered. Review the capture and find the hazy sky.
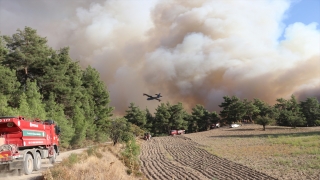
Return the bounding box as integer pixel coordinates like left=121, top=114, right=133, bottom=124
left=0, top=0, right=319, bottom=115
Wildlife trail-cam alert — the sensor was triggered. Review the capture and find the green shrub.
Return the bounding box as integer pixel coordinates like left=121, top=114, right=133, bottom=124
left=121, top=132, right=135, bottom=143
left=87, top=147, right=95, bottom=156
left=67, top=153, right=79, bottom=167
left=120, top=138, right=141, bottom=176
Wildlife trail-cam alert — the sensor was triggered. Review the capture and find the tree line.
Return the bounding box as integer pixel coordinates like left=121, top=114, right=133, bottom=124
left=125, top=94, right=320, bottom=135
left=1, top=27, right=319, bottom=148
left=0, top=27, right=119, bottom=148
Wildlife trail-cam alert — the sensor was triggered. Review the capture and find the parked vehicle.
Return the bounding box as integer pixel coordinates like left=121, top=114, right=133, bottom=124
left=210, top=123, right=220, bottom=129
left=144, top=132, right=151, bottom=141
left=0, top=116, right=60, bottom=175
left=230, top=124, right=241, bottom=128
left=170, top=130, right=185, bottom=135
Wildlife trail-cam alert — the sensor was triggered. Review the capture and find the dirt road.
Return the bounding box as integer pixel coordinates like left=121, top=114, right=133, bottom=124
left=140, top=135, right=276, bottom=180
left=0, top=148, right=87, bottom=180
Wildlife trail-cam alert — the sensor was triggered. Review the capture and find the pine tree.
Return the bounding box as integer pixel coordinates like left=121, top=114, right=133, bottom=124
left=287, top=95, right=306, bottom=128
left=256, top=116, right=274, bottom=131
left=0, top=64, right=20, bottom=107
left=145, top=108, right=155, bottom=133
left=167, top=102, right=188, bottom=130
left=219, top=96, right=245, bottom=125
left=153, top=102, right=188, bottom=135
left=191, top=104, right=208, bottom=131
left=0, top=93, right=17, bottom=116
left=300, top=97, right=320, bottom=126
left=0, top=35, right=8, bottom=63
left=192, top=105, right=219, bottom=132
left=154, top=103, right=171, bottom=135
left=3, top=27, right=53, bottom=89
left=70, top=103, right=87, bottom=146
left=253, top=98, right=270, bottom=118
left=275, top=95, right=306, bottom=127
left=82, top=66, right=113, bottom=141
left=124, top=103, right=146, bottom=127
left=209, top=111, right=220, bottom=127
left=62, top=61, right=84, bottom=119
left=242, top=99, right=260, bottom=122
left=80, top=91, right=96, bottom=141
left=109, top=117, right=131, bottom=145
left=45, top=93, right=75, bottom=148
left=37, top=47, right=71, bottom=101
left=18, top=93, right=30, bottom=118
left=25, top=80, right=46, bottom=119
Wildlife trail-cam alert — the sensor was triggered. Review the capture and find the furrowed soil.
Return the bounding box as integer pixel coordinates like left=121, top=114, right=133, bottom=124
left=140, top=124, right=320, bottom=180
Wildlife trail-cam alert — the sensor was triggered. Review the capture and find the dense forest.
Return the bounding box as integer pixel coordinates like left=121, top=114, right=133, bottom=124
left=0, top=27, right=115, bottom=148
left=1, top=27, right=319, bottom=148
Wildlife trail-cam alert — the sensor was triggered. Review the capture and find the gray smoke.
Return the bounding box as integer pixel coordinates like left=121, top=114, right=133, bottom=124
left=0, top=0, right=319, bottom=115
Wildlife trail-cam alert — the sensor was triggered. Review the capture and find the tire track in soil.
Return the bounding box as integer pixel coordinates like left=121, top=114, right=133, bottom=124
left=140, top=136, right=277, bottom=180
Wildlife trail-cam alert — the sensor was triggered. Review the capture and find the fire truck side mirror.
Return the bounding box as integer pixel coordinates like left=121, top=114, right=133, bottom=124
left=55, top=126, right=61, bottom=135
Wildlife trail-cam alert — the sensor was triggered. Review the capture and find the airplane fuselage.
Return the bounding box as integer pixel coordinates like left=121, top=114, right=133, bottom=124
left=143, top=93, right=162, bottom=102
left=147, top=97, right=157, bottom=100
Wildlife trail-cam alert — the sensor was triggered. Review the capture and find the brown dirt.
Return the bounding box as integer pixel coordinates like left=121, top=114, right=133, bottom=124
left=139, top=124, right=320, bottom=180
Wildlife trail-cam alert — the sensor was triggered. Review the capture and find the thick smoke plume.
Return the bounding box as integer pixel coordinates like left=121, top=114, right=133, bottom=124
left=1, top=0, right=319, bottom=115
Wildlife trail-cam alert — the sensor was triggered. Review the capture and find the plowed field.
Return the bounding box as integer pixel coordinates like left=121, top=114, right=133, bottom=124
left=140, top=135, right=275, bottom=179
left=140, top=124, right=320, bottom=180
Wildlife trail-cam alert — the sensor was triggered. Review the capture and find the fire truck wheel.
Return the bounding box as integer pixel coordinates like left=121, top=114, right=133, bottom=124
left=49, top=149, right=56, bottom=164
left=23, top=154, right=34, bottom=175
left=33, top=152, right=42, bottom=171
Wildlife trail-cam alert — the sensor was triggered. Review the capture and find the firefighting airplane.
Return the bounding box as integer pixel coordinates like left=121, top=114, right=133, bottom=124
left=143, top=93, right=162, bottom=102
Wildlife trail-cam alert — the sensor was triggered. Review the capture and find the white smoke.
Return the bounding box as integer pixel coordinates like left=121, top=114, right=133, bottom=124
left=0, top=0, right=319, bottom=115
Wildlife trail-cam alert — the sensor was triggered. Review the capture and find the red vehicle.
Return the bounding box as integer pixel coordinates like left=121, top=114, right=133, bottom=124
left=210, top=123, right=220, bottom=129
left=144, top=132, right=151, bottom=141
left=0, top=116, right=60, bottom=175
left=170, top=130, right=185, bottom=136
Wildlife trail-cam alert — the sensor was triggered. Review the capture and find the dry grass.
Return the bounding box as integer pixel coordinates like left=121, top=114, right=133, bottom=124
left=185, top=124, right=320, bottom=180
left=42, top=143, right=145, bottom=180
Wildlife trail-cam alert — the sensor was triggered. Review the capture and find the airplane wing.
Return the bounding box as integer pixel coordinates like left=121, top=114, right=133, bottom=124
left=156, top=98, right=161, bottom=102
left=143, top=93, right=152, bottom=98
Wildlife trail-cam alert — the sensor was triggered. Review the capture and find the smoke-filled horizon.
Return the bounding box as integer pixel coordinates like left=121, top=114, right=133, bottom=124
left=1, top=0, right=319, bottom=115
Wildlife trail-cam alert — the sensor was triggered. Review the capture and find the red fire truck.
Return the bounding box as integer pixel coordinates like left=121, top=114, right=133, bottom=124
left=0, top=116, right=60, bottom=175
